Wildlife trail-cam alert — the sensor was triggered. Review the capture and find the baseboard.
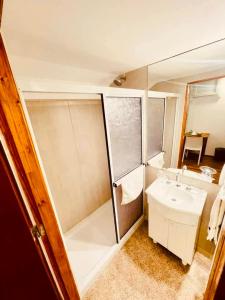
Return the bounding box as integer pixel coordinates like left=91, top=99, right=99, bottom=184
left=119, top=215, right=145, bottom=247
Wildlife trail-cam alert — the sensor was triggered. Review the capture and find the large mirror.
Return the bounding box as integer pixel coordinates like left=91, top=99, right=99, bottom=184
left=148, top=39, right=225, bottom=184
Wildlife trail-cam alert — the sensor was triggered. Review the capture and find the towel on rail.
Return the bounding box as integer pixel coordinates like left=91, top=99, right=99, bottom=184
left=121, top=166, right=144, bottom=205
left=207, top=185, right=225, bottom=244
left=148, top=152, right=164, bottom=169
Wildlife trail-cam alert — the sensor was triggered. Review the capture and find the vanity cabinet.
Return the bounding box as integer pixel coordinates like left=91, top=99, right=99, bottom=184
left=146, top=178, right=207, bottom=266
left=148, top=206, right=199, bottom=265
left=148, top=205, right=198, bottom=264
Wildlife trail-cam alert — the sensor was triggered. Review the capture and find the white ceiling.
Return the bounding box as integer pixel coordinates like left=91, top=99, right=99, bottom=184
left=2, top=0, right=225, bottom=85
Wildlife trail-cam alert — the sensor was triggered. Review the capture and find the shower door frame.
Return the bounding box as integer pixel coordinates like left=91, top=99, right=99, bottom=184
left=102, top=89, right=145, bottom=242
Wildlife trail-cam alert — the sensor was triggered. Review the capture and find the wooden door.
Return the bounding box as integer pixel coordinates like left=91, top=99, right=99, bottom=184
left=0, top=142, right=61, bottom=300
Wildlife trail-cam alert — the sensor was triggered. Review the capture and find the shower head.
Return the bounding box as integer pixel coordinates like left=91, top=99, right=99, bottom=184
left=113, top=74, right=126, bottom=86
left=113, top=78, right=123, bottom=86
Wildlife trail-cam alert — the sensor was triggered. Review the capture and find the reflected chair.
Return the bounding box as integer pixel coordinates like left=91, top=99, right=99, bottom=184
left=182, top=136, right=203, bottom=166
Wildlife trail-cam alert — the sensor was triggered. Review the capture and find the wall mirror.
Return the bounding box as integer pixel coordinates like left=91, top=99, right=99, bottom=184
left=148, top=39, right=225, bottom=185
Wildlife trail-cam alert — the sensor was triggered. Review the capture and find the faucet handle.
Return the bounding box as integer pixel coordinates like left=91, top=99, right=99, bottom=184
left=175, top=172, right=181, bottom=187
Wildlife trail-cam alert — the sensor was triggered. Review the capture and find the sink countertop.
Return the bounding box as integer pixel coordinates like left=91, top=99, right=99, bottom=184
left=146, top=177, right=207, bottom=224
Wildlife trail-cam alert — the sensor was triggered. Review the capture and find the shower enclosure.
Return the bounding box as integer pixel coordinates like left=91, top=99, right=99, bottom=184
left=25, top=93, right=116, bottom=292
left=23, top=88, right=145, bottom=294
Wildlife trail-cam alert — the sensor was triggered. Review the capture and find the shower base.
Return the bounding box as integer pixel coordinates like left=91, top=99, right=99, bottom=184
left=64, top=200, right=117, bottom=295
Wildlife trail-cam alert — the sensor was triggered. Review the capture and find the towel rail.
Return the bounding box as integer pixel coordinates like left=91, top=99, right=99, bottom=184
left=113, top=150, right=166, bottom=187
left=112, top=164, right=145, bottom=188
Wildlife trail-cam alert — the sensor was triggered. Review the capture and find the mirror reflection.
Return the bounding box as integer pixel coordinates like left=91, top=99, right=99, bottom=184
left=148, top=40, right=225, bottom=185
left=181, top=78, right=225, bottom=184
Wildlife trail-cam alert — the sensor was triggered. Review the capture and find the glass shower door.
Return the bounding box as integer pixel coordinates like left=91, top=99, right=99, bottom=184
left=103, top=95, right=144, bottom=239
left=146, top=97, right=165, bottom=161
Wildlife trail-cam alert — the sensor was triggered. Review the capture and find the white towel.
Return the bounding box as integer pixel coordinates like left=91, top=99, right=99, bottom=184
left=121, top=166, right=143, bottom=205
left=219, top=164, right=225, bottom=186
left=148, top=152, right=164, bottom=169
left=207, top=185, right=225, bottom=244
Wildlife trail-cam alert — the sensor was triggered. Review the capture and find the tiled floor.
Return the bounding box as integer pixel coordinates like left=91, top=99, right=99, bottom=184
left=83, top=222, right=211, bottom=300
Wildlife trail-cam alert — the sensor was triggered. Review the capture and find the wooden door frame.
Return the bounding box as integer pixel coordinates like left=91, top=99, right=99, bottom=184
left=177, top=74, right=225, bottom=300
left=0, top=141, right=62, bottom=299
left=0, top=33, right=79, bottom=300
left=0, top=0, right=3, bottom=27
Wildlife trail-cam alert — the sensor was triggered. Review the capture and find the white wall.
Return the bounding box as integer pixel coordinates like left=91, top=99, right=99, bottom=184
left=7, top=55, right=116, bottom=88
left=187, top=78, right=225, bottom=155
left=26, top=99, right=112, bottom=232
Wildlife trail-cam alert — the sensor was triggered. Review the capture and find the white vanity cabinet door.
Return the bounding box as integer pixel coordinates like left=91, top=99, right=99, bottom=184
left=168, top=221, right=197, bottom=264
left=148, top=210, right=168, bottom=248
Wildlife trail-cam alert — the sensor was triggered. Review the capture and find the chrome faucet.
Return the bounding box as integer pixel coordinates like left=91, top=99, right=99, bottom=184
left=176, top=166, right=188, bottom=187
left=182, top=165, right=187, bottom=176
left=176, top=172, right=180, bottom=187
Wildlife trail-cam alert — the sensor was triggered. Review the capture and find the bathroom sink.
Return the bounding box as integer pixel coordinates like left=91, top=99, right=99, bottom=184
left=146, top=177, right=207, bottom=265
left=146, top=177, right=207, bottom=226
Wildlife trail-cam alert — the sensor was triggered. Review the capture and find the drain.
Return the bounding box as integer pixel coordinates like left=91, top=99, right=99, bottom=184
left=171, top=198, right=177, bottom=202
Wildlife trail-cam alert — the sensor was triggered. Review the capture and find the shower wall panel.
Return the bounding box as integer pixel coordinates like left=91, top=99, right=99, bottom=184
left=26, top=100, right=111, bottom=232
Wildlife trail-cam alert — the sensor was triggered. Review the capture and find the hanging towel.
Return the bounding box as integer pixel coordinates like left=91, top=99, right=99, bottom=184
left=207, top=185, right=225, bottom=244
left=219, top=164, right=225, bottom=186
left=121, top=166, right=144, bottom=205
left=148, top=152, right=165, bottom=169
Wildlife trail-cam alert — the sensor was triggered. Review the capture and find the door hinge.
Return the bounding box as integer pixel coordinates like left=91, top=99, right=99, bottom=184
left=32, top=224, right=46, bottom=239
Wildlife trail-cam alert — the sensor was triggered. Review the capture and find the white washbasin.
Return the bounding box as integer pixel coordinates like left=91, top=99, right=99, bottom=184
left=146, top=177, right=207, bottom=225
